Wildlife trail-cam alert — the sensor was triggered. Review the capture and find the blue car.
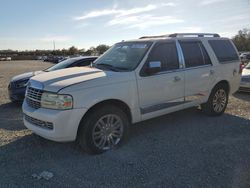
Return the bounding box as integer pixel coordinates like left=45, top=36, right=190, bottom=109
left=8, top=56, right=98, bottom=103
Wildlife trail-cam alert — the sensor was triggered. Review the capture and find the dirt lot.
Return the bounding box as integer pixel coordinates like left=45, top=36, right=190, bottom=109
left=0, top=60, right=250, bottom=187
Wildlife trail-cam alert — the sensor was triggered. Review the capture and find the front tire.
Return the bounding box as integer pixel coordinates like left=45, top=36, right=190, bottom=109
left=77, top=105, right=129, bottom=154
left=201, top=84, right=229, bottom=116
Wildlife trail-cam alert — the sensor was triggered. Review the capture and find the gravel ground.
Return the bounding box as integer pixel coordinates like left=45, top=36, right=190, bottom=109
left=0, top=60, right=250, bottom=187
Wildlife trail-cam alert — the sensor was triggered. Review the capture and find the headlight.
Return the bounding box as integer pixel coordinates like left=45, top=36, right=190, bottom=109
left=41, top=92, right=73, bottom=110
left=16, top=79, right=29, bottom=88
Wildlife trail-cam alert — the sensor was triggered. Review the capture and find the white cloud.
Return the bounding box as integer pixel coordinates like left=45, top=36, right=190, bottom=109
left=74, top=9, right=119, bottom=20
left=117, top=5, right=157, bottom=17
left=74, top=3, right=177, bottom=21
left=200, top=0, right=226, bottom=5
left=108, top=15, right=183, bottom=29
left=161, top=2, right=177, bottom=7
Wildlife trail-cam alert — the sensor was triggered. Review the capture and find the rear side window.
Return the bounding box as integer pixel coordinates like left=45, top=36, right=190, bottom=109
left=179, top=41, right=211, bottom=68
left=74, top=59, right=95, bottom=67
left=208, top=40, right=239, bottom=62
left=147, top=42, right=179, bottom=71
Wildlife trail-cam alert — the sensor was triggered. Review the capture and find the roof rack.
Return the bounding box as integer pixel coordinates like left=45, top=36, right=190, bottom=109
left=168, top=33, right=220, bottom=37
left=139, top=33, right=220, bottom=39
left=139, top=35, right=168, bottom=39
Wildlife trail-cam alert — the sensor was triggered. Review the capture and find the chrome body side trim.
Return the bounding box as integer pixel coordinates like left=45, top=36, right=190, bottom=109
left=140, top=98, right=185, bottom=114
left=140, top=92, right=207, bottom=114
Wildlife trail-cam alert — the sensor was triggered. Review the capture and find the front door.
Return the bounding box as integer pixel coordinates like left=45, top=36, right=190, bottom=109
left=137, top=41, right=185, bottom=120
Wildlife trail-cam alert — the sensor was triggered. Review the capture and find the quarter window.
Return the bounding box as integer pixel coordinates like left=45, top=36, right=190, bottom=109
left=147, top=42, right=179, bottom=71
left=208, top=40, right=239, bottom=62
left=179, top=41, right=211, bottom=68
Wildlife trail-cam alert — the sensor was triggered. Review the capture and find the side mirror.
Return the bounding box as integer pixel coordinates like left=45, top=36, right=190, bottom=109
left=145, top=61, right=161, bottom=75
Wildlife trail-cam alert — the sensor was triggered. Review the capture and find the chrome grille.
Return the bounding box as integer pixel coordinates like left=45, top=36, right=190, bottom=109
left=26, top=87, right=43, bottom=109
left=241, top=77, right=250, bottom=82
left=24, top=114, right=53, bottom=130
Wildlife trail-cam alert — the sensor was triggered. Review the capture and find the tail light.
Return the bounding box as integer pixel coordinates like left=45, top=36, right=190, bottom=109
left=239, top=63, right=244, bottom=74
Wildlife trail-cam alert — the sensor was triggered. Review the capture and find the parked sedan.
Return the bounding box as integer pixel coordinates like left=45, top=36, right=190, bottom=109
left=239, top=62, right=250, bottom=92
left=8, top=56, right=98, bottom=102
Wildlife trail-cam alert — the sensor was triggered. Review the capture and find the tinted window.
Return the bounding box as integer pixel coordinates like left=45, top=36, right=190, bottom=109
left=46, top=58, right=76, bottom=71
left=208, top=40, right=239, bottom=62
left=147, top=42, right=179, bottom=71
left=74, top=59, right=95, bottom=67
left=180, top=41, right=208, bottom=68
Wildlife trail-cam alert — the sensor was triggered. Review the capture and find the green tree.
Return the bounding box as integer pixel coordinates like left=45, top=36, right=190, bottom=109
left=85, top=47, right=96, bottom=56
left=68, top=46, right=79, bottom=55
left=95, top=44, right=110, bottom=55
left=232, top=28, right=250, bottom=51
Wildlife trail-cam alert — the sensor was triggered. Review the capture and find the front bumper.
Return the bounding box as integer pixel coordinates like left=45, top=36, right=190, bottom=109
left=22, top=100, right=87, bottom=142
left=239, top=81, right=250, bottom=92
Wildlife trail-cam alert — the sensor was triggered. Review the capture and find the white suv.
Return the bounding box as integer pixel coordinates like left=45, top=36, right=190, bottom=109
left=22, top=33, right=241, bottom=154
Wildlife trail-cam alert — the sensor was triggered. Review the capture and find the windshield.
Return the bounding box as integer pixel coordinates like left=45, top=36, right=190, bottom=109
left=45, top=58, right=76, bottom=72
left=93, top=42, right=152, bottom=71
left=245, top=63, right=250, bottom=69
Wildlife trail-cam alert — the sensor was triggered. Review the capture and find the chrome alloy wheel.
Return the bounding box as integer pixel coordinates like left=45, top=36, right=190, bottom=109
left=92, top=114, right=124, bottom=150
left=212, top=89, right=227, bottom=113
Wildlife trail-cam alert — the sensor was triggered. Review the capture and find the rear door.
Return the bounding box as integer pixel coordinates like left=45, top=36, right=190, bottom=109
left=137, top=41, right=185, bottom=120
left=178, top=40, right=214, bottom=105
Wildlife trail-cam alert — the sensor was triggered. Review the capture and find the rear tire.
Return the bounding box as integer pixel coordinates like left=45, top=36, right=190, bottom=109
left=77, top=105, right=129, bottom=155
left=201, top=84, right=229, bottom=116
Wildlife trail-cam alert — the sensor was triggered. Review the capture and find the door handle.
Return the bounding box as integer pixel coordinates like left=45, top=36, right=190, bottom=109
left=174, top=76, right=181, bottom=82
left=233, top=69, right=237, bottom=76
left=210, top=70, right=215, bottom=75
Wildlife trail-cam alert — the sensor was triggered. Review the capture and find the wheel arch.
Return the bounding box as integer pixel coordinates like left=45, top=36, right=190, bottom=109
left=213, top=80, right=230, bottom=93
left=77, top=99, right=132, bottom=136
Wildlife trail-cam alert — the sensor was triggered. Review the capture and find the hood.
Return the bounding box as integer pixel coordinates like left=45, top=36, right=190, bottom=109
left=242, top=68, right=250, bottom=77
left=11, top=71, right=44, bottom=82
left=29, top=67, right=121, bottom=92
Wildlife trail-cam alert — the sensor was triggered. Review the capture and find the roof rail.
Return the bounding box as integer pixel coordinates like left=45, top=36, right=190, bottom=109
left=168, top=33, right=220, bottom=37
left=139, top=35, right=168, bottom=39
left=139, top=33, right=220, bottom=39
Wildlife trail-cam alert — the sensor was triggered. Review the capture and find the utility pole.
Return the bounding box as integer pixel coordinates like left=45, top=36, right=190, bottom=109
left=53, top=40, right=55, bottom=51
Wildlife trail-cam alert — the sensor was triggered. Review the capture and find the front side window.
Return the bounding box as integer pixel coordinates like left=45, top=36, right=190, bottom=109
left=179, top=41, right=210, bottom=68
left=208, top=39, right=239, bottom=62
left=93, top=42, right=152, bottom=71
left=146, top=42, right=179, bottom=71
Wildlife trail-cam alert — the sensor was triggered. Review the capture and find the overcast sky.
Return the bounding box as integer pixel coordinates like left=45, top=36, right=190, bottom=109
left=0, top=0, right=249, bottom=50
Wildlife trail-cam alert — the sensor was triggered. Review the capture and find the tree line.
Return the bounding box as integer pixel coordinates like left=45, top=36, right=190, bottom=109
left=232, top=28, right=250, bottom=52
left=0, top=44, right=110, bottom=57
left=0, top=28, right=249, bottom=58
